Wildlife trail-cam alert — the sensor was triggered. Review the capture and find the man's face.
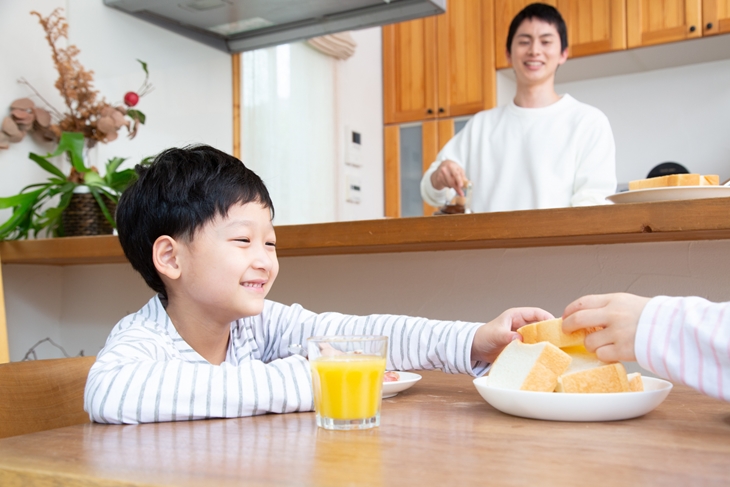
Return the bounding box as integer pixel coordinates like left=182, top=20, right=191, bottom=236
left=507, top=18, right=568, bottom=87
left=174, top=201, right=279, bottom=323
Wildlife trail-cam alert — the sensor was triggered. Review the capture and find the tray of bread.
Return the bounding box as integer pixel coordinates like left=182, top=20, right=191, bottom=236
left=607, top=174, right=730, bottom=204
left=473, top=318, right=673, bottom=422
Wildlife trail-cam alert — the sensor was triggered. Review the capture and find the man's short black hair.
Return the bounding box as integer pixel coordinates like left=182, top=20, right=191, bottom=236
left=506, top=3, right=568, bottom=55
left=116, top=145, right=274, bottom=298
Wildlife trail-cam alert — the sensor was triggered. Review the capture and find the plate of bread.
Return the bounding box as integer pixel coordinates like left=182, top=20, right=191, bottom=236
left=607, top=174, right=730, bottom=204
left=473, top=318, right=673, bottom=422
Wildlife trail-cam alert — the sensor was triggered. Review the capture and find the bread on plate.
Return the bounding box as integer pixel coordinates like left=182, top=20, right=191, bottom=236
left=628, top=174, right=719, bottom=191
left=487, top=340, right=571, bottom=392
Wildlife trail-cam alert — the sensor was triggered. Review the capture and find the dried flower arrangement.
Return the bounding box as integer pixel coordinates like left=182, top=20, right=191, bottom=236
left=0, top=8, right=152, bottom=149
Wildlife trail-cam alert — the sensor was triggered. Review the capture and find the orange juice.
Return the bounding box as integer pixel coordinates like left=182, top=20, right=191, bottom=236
left=311, top=355, right=386, bottom=420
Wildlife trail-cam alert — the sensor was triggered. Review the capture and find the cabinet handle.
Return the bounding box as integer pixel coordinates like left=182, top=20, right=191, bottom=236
left=689, top=25, right=696, bottom=33
left=438, top=108, right=445, bottom=113
left=706, top=23, right=713, bottom=30
left=427, top=109, right=433, bottom=114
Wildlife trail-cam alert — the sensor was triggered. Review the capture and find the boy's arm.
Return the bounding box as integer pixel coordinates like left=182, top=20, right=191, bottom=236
left=635, top=296, right=730, bottom=402
left=84, top=326, right=312, bottom=424
left=570, top=112, right=617, bottom=207
left=420, top=119, right=473, bottom=207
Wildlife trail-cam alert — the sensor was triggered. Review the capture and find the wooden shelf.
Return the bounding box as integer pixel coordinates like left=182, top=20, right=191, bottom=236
left=1, top=198, right=730, bottom=265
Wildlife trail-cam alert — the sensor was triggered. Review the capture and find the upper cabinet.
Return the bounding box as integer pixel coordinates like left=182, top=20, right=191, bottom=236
left=383, top=0, right=496, bottom=124
left=627, top=0, right=702, bottom=47
left=703, top=0, right=730, bottom=35
left=495, top=0, right=626, bottom=69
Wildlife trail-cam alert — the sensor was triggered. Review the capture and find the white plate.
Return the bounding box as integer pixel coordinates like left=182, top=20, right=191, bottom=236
left=382, top=372, right=422, bottom=398
left=606, top=186, right=730, bottom=204
left=473, top=376, right=673, bottom=422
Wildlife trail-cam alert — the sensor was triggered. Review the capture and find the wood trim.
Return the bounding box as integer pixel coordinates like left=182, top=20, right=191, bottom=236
left=382, top=25, right=397, bottom=125
left=232, top=53, right=241, bottom=160
left=570, top=40, right=613, bottom=58
left=611, top=0, right=628, bottom=50
left=3, top=199, right=730, bottom=262
left=437, top=119, right=455, bottom=151
left=704, top=0, right=718, bottom=35
left=482, top=0, right=497, bottom=109
left=0, top=252, right=8, bottom=364
left=422, top=121, right=439, bottom=216
left=626, top=0, right=642, bottom=48
left=383, top=125, right=401, bottom=218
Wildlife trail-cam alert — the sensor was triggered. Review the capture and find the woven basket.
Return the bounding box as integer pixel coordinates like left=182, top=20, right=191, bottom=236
left=61, top=193, right=117, bottom=237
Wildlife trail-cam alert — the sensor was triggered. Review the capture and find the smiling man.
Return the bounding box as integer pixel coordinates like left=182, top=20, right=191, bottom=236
left=421, top=3, right=617, bottom=213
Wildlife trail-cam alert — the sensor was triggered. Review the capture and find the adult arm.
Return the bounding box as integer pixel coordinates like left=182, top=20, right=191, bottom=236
left=420, top=119, right=474, bottom=207
left=635, top=296, right=730, bottom=402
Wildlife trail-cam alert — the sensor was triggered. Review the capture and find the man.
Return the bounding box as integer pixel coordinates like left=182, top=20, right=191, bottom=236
left=420, top=3, right=616, bottom=213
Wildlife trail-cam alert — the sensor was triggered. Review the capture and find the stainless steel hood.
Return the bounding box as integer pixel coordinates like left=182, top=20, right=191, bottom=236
left=103, top=0, right=446, bottom=53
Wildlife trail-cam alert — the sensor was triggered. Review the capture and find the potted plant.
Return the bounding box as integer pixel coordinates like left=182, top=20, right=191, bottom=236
left=0, top=131, right=144, bottom=239
left=0, top=8, right=152, bottom=239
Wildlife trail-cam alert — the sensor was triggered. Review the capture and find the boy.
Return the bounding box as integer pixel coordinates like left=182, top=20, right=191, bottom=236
left=562, top=293, right=730, bottom=402
left=421, top=3, right=616, bottom=212
left=84, top=145, right=552, bottom=423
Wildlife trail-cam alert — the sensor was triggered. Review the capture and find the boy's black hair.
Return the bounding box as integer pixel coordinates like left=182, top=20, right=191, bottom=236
left=506, top=3, right=568, bottom=55
left=116, top=145, right=274, bottom=298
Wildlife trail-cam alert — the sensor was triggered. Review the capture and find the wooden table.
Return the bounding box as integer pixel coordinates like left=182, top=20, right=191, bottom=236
left=0, top=371, right=728, bottom=486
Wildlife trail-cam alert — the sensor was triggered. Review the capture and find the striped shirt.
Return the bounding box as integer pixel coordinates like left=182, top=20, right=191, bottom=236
left=636, top=296, right=730, bottom=402
left=84, top=295, right=488, bottom=424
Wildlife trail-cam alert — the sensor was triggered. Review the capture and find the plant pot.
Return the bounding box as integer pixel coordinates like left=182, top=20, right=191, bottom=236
left=61, top=192, right=116, bottom=237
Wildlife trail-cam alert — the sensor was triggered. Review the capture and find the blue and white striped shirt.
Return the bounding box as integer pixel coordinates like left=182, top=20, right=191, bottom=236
left=84, top=295, right=488, bottom=424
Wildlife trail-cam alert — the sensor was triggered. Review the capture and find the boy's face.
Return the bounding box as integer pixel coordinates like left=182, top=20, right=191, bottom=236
left=175, top=201, right=279, bottom=323
left=507, top=18, right=568, bottom=87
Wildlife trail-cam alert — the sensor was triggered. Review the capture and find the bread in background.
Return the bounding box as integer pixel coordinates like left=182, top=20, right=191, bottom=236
left=628, top=174, right=719, bottom=191
left=627, top=372, right=644, bottom=392
left=488, top=340, right=571, bottom=392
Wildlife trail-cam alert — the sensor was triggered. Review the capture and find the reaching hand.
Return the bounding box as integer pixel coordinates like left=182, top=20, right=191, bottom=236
left=430, top=160, right=467, bottom=196
left=471, top=307, right=555, bottom=364
left=562, top=293, right=651, bottom=362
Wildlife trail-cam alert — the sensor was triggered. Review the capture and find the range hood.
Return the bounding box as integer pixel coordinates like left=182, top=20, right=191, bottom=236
left=103, top=0, right=446, bottom=53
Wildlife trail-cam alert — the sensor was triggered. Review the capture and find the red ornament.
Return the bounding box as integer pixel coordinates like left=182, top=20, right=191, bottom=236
left=124, top=91, right=139, bottom=107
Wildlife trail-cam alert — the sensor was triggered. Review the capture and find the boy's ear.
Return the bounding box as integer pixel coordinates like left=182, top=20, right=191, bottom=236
left=153, top=235, right=182, bottom=280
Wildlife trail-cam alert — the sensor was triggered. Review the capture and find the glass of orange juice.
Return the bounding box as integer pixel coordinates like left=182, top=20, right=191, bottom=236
left=308, top=335, right=388, bottom=430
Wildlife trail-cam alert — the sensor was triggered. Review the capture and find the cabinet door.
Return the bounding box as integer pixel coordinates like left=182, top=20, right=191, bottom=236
left=703, top=0, right=730, bottom=35
left=383, top=18, right=438, bottom=124
left=495, top=0, right=558, bottom=69
left=557, top=0, right=627, bottom=57
left=436, top=0, right=496, bottom=118
left=627, top=0, right=702, bottom=48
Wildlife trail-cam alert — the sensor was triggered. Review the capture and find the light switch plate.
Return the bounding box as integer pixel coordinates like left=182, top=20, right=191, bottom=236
left=345, top=126, right=362, bottom=167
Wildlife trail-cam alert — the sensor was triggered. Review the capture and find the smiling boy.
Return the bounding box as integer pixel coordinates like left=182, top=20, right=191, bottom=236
left=421, top=3, right=617, bottom=212
left=84, top=145, right=551, bottom=424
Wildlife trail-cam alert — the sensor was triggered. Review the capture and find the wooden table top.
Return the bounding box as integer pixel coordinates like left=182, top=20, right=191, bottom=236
left=0, top=370, right=728, bottom=486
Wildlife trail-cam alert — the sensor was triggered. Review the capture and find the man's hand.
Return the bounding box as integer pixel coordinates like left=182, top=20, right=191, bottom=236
left=471, top=307, right=554, bottom=363
left=430, top=160, right=467, bottom=196
left=562, top=293, right=651, bottom=362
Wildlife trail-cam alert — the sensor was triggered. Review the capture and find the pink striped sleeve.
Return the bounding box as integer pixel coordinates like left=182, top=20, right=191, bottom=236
left=635, top=296, right=730, bottom=402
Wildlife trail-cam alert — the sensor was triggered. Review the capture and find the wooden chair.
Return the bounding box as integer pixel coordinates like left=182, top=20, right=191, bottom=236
left=0, top=356, right=96, bottom=439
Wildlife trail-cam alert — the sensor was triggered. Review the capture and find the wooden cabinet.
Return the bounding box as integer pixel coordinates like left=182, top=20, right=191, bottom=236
left=703, top=0, right=730, bottom=35
left=627, top=0, right=702, bottom=47
left=384, top=118, right=466, bottom=218
left=383, top=0, right=495, bottom=124
left=495, top=0, right=626, bottom=69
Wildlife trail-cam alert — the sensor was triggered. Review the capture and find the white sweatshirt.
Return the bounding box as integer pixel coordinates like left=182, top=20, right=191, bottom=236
left=636, top=296, right=730, bottom=402
left=421, top=94, right=617, bottom=213
left=84, top=296, right=488, bottom=424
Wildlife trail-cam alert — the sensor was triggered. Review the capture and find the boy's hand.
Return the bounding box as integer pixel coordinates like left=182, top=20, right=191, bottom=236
left=471, top=308, right=554, bottom=363
left=562, top=293, right=651, bottom=362
left=431, top=160, right=467, bottom=196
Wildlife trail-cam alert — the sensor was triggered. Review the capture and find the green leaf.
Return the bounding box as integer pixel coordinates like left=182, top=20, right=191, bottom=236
left=0, top=189, right=44, bottom=210
left=49, top=132, right=86, bottom=172
left=106, top=169, right=137, bottom=193
left=0, top=193, right=39, bottom=239
left=137, top=59, right=149, bottom=76
left=105, top=157, right=127, bottom=176
left=89, top=187, right=117, bottom=228
left=126, top=109, right=146, bottom=124
left=29, top=153, right=67, bottom=179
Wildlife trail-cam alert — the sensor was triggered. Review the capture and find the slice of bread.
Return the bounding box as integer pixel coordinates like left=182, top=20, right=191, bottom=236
left=517, top=318, right=601, bottom=349
left=488, top=340, right=572, bottom=392
left=628, top=174, right=719, bottom=191
left=555, top=362, right=630, bottom=393
left=561, top=346, right=608, bottom=373
left=627, top=372, right=644, bottom=392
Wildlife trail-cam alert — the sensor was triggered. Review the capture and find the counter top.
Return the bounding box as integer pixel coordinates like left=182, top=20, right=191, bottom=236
left=1, top=198, right=729, bottom=265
